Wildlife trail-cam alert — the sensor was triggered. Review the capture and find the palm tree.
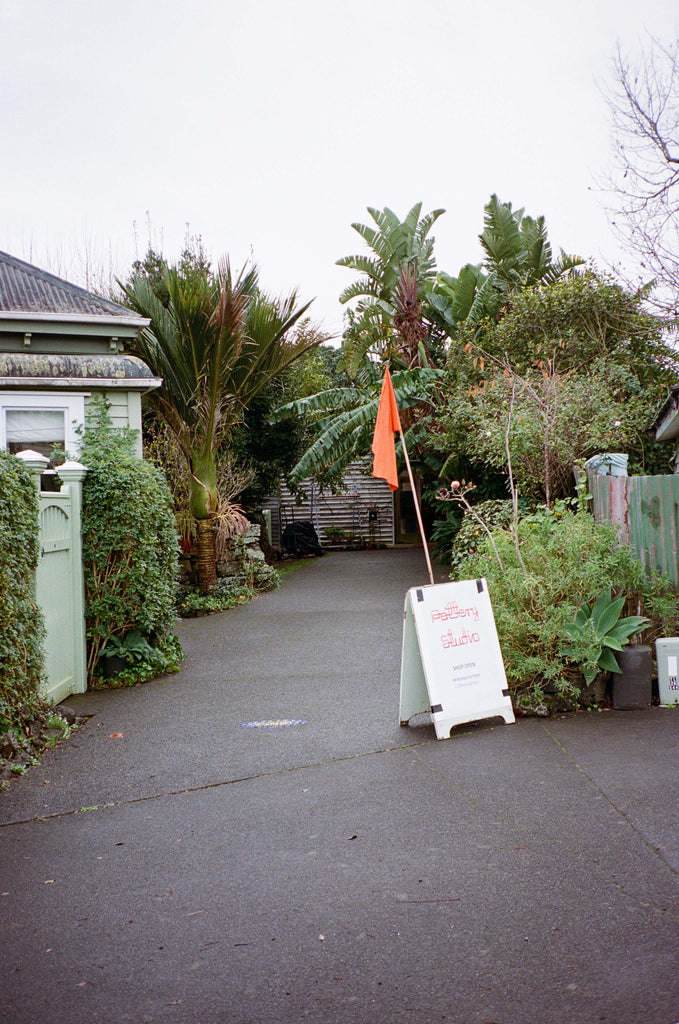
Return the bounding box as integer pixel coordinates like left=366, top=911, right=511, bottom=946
left=337, top=203, right=445, bottom=375
left=122, top=258, right=316, bottom=591
left=479, top=194, right=584, bottom=293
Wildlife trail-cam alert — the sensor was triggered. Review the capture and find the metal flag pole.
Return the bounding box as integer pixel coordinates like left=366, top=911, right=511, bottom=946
left=398, top=427, right=435, bottom=586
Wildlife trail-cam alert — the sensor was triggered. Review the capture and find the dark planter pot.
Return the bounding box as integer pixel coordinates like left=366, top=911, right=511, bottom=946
left=101, top=654, right=128, bottom=679
left=611, top=645, right=652, bottom=710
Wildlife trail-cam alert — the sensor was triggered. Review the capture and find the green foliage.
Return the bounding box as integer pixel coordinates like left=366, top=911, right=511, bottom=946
left=274, top=365, right=442, bottom=485
left=337, top=203, right=445, bottom=375
left=91, top=634, right=183, bottom=689
left=454, top=508, right=678, bottom=712
left=44, top=712, right=72, bottom=740
left=176, top=565, right=280, bottom=618
left=79, top=402, right=180, bottom=681
left=122, top=252, right=319, bottom=589
left=0, top=451, right=46, bottom=732
left=101, top=630, right=155, bottom=665
left=233, top=336, right=334, bottom=512
left=125, top=235, right=212, bottom=307
left=478, top=194, right=584, bottom=294
left=560, top=590, right=648, bottom=684
left=435, top=272, right=678, bottom=501
left=484, top=271, right=673, bottom=376
left=449, top=500, right=518, bottom=576
left=430, top=511, right=463, bottom=561
left=427, top=195, right=584, bottom=339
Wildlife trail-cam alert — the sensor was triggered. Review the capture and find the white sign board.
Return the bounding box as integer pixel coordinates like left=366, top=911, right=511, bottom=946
left=399, top=578, right=515, bottom=739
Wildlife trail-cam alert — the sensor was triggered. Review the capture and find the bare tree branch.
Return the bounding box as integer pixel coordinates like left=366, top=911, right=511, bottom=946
left=602, top=35, right=679, bottom=316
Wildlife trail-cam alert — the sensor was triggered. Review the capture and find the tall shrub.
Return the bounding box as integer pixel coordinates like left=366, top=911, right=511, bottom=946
left=455, top=507, right=678, bottom=712
left=0, top=451, right=45, bottom=731
left=79, top=403, right=180, bottom=679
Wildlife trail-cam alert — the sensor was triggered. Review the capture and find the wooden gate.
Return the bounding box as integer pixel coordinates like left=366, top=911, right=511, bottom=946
left=17, top=454, right=88, bottom=704
left=588, top=472, right=679, bottom=591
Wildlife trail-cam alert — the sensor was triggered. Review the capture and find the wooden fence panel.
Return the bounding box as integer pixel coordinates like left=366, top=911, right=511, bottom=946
left=262, top=462, right=395, bottom=551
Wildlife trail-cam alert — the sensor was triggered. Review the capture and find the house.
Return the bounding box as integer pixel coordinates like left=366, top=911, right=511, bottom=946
left=0, top=251, right=160, bottom=461
left=0, top=252, right=160, bottom=704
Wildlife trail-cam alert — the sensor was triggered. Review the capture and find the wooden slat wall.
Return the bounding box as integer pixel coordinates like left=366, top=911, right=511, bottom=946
left=262, top=462, right=395, bottom=550
left=86, top=391, right=143, bottom=457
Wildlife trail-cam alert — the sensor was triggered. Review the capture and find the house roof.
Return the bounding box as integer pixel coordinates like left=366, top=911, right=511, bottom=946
left=651, top=384, right=679, bottom=441
left=0, top=353, right=162, bottom=391
left=0, top=251, right=138, bottom=320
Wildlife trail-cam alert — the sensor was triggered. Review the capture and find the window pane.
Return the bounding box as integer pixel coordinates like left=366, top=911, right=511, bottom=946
left=6, top=409, right=65, bottom=458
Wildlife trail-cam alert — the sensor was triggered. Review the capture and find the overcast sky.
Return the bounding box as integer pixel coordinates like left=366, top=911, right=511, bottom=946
left=1, top=0, right=677, bottom=335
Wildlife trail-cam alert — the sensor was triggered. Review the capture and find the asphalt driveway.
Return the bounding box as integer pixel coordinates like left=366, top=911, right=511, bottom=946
left=1, top=548, right=679, bottom=1024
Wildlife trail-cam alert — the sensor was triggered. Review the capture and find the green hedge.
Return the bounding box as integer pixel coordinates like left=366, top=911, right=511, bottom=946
left=0, top=451, right=46, bottom=732
left=79, top=404, right=180, bottom=681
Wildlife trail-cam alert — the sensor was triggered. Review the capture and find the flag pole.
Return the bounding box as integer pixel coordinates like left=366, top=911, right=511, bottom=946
left=398, top=427, right=435, bottom=586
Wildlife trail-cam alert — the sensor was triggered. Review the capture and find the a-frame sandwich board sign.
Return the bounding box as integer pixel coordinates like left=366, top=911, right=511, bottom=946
left=399, top=578, right=515, bottom=740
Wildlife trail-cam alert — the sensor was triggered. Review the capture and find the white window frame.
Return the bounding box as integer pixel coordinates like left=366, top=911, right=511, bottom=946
left=0, top=392, right=86, bottom=457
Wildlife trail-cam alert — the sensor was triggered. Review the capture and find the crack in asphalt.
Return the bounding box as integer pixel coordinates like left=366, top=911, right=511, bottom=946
left=0, top=737, right=437, bottom=829
left=4, top=719, right=679, bottom=924
left=406, top=729, right=679, bottom=923
left=540, top=722, right=679, bottom=882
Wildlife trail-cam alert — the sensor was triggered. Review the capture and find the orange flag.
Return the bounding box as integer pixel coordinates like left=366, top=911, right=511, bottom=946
left=371, top=366, right=402, bottom=491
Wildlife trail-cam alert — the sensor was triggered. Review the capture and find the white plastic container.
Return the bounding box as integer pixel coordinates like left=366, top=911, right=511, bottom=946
left=584, top=453, right=629, bottom=477
left=655, top=638, right=679, bottom=706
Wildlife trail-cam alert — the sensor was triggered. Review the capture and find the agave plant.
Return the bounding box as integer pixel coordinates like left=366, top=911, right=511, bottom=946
left=560, top=589, right=649, bottom=685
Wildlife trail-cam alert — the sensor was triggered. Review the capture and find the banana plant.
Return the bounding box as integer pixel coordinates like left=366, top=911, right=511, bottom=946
left=337, top=203, right=445, bottom=372
left=560, top=589, right=649, bottom=684
left=271, top=365, right=442, bottom=485
left=427, top=196, right=585, bottom=340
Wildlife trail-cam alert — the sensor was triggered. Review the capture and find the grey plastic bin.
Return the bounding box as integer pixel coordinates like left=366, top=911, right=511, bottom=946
left=655, top=638, right=679, bottom=706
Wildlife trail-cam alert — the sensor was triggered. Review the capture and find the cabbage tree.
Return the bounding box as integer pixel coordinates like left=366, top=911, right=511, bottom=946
left=122, top=259, right=316, bottom=591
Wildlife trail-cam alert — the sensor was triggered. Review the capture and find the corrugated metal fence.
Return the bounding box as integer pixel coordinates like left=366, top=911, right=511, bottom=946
left=589, top=472, right=679, bottom=590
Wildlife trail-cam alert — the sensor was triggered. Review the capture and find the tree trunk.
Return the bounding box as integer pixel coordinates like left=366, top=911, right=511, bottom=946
left=196, top=517, right=218, bottom=592
left=189, top=452, right=219, bottom=593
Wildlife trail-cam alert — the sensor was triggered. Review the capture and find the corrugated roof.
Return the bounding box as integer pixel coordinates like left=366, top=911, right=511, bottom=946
left=0, top=251, right=139, bottom=319
left=0, top=353, right=159, bottom=382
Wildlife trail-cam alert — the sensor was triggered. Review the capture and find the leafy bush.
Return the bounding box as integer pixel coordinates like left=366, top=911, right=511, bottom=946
left=79, top=403, right=181, bottom=681
left=0, top=452, right=46, bottom=732
left=430, top=511, right=463, bottom=561
left=455, top=507, right=679, bottom=713
left=450, top=500, right=517, bottom=577
left=91, top=634, right=183, bottom=690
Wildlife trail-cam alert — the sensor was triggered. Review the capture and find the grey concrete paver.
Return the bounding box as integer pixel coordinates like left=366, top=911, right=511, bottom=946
left=1, top=549, right=679, bottom=1024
